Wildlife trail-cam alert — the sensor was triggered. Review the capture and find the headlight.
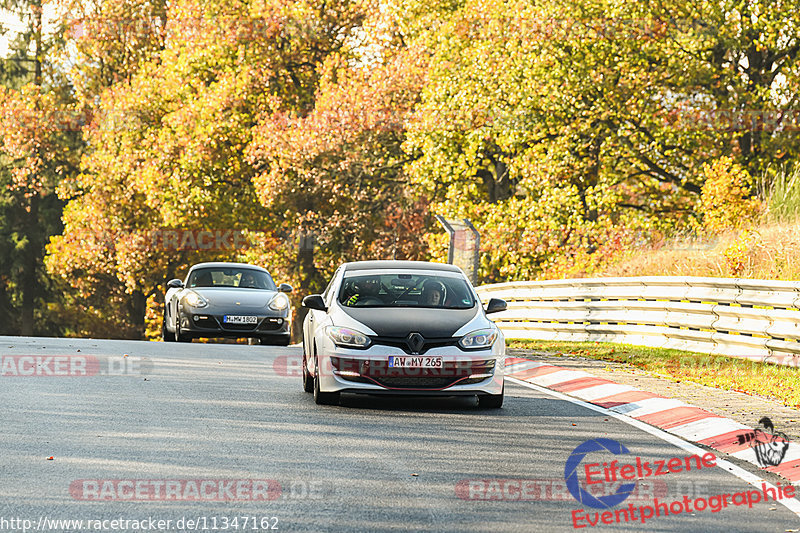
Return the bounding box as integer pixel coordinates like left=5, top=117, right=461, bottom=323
left=269, top=293, right=290, bottom=311
left=183, top=292, right=208, bottom=308
left=325, top=326, right=371, bottom=348
left=459, top=328, right=497, bottom=350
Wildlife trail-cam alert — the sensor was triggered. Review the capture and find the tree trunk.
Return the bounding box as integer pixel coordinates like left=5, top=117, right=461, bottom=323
left=20, top=0, right=43, bottom=336
left=293, top=231, right=318, bottom=341
left=128, top=290, right=147, bottom=339
left=20, top=195, right=39, bottom=336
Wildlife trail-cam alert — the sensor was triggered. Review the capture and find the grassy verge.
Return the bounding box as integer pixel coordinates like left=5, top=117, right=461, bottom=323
left=507, top=339, right=800, bottom=408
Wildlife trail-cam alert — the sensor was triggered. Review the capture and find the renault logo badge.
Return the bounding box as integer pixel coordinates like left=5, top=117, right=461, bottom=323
left=406, top=332, right=425, bottom=354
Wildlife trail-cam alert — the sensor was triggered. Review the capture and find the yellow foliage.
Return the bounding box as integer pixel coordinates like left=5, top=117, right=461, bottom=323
left=144, top=294, right=163, bottom=341
left=699, top=157, right=763, bottom=234
left=722, top=230, right=758, bottom=276
left=601, top=223, right=800, bottom=280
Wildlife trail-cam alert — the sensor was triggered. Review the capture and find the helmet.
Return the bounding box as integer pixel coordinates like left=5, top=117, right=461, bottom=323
left=423, top=280, right=445, bottom=293
left=422, top=280, right=446, bottom=304
left=356, top=277, right=381, bottom=294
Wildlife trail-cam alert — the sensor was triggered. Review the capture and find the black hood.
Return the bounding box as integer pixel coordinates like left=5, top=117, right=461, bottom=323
left=339, top=306, right=478, bottom=338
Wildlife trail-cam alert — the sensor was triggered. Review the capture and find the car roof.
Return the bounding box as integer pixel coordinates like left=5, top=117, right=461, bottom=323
left=188, top=262, right=269, bottom=273
left=343, top=261, right=462, bottom=273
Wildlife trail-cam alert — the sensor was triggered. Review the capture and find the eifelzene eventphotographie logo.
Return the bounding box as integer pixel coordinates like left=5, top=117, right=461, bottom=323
left=737, top=417, right=791, bottom=468
left=564, top=438, right=796, bottom=528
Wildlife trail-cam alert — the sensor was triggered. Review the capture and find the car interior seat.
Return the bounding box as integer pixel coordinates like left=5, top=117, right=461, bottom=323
left=194, top=271, right=213, bottom=287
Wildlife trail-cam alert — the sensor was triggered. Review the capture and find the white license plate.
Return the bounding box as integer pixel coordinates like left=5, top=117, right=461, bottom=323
left=388, top=356, right=443, bottom=368
left=224, top=315, right=258, bottom=324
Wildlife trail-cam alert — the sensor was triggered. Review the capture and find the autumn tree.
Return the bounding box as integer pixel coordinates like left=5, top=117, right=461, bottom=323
left=247, top=8, right=431, bottom=298
left=32, top=0, right=800, bottom=339
left=401, top=0, right=800, bottom=280
left=48, top=0, right=372, bottom=337
left=0, top=0, right=82, bottom=335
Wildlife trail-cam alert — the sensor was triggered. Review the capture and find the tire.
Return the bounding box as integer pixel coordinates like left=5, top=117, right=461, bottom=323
left=302, top=351, right=314, bottom=393
left=259, top=336, right=291, bottom=346
left=175, top=315, right=191, bottom=343
left=478, top=384, right=504, bottom=409
left=313, top=353, right=339, bottom=405
left=162, top=317, right=175, bottom=342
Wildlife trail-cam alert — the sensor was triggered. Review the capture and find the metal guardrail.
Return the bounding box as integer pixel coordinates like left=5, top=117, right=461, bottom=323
left=476, top=277, right=800, bottom=367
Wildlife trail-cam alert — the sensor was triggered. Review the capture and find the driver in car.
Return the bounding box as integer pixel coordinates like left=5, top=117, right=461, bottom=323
left=240, top=271, right=258, bottom=288
left=421, top=280, right=445, bottom=306
left=346, top=277, right=382, bottom=306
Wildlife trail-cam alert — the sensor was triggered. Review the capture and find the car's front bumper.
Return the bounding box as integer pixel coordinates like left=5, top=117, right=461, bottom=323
left=314, top=341, right=504, bottom=396
left=180, top=312, right=291, bottom=339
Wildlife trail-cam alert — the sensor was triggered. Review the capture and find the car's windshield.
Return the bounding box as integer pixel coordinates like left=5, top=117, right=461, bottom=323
left=187, top=268, right=276, bottom=290
left=338, top=273, right=475, bottom=309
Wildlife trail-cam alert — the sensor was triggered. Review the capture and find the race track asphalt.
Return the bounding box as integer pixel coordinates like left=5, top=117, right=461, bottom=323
left=1, top=336, right=797, bottom=532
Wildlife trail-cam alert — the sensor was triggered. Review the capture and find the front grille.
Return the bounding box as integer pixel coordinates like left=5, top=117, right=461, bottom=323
left=190, top=315, right=284, bottom=332
left=375, top=376, right=460, bottom=389
left=258, top=318, right=284, bottom=331
left=369, top=336, right=460, bottom=355
left=331, top=357, right=495, bottom=389
left=337, top=374, right=371, bottom=384
left=220, top=322, right=259, bottom=331
left=458, top=376, right=489, bottom=385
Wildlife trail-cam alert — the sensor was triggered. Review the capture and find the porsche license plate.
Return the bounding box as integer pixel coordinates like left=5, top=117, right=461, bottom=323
left=388, top=356, right=443, bottom=368
left=224, top=315, right=258, bottom=324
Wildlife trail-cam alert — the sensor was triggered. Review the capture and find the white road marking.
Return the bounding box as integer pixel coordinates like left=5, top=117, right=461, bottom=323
left=507, top=377, right=800, bottom=518
left=669, top=417, right=749, bottom=442
left=529, top=369, right=593, bottom=386
left=504, top=360, right=548, bottom=373
left=612, top=397, right=687, bottom=418
left=569, top=383, right=636, bottom=401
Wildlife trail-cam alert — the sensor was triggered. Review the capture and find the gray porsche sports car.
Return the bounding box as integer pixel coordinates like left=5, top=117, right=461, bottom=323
left=162, top=262, right=293, bottom=345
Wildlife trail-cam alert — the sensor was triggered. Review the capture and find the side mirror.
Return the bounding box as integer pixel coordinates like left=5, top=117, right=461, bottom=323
left=278, top=283, right=293, bottom=293
left=302, top=294, right=327, bottom=312
left=167, top=279, right=184, bottom=289
left=485, top=298, right=507, bottom=314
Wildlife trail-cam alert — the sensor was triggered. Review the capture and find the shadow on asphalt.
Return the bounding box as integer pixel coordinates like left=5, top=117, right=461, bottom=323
left=336, top=393, right=484, bottom=412
left=318, top=385, right=607, bottom=417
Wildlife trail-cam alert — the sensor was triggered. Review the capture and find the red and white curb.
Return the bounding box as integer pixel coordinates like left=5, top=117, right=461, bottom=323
left=505, top=357, right=800, bottom=484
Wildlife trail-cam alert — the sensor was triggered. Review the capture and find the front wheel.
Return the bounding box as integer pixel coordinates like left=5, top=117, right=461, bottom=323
left=302, top=352, right=314, bottom=393
left=162, top=317, right=175, bottom=342
left=313, top=354, right=339, bottom=405
left=262, top=336, right=291, bottom=346
left=175, top=315, right=192, bottom=343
